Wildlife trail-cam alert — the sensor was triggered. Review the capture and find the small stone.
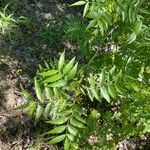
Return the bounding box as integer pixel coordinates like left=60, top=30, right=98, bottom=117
left=43, top=13, right=53, bottom=20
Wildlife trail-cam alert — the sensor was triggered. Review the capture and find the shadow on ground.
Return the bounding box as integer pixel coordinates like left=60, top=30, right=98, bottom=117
left=0, top=0, right=80, bottom=109
left=0, top=0, right=80, bottom=149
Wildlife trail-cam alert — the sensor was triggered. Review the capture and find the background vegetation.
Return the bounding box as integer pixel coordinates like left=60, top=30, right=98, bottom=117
left=0, top=0, right=150, bottom=149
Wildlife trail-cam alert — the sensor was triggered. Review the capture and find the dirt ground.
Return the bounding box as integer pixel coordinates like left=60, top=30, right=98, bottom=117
left=0, top=0, right=75, bottom=149
left=0, top=0, right=150, bottom=149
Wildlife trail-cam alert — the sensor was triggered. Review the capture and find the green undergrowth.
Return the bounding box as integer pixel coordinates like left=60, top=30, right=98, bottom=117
left=0, top=0, right=150, bottom=149
left=18, top=51, right=150, bottom=149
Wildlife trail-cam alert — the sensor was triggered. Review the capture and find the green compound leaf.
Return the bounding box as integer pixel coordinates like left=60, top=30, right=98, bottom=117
left=20, top=84, right=34, bottom=101
left=100, top=86, right=110, bottom=103
left=98, top=18, right=105, bottom=35
left=127, top=33, right=137, bottom=44
left=45, top=87, right=53, bottom=100
left=44, top=103, right=52, bottom=119
left=63, top=57, right=75, bottom=75
left=46, top=116, right=69, bottom=125
left=110, top=66, right=116, bottom=75
left=99, top=67, right=105, bottom=86
left=44, top=60, right=50, bottom=69
left=74, top=114, right=86, bottom=124
left=34, top=104, right=43, bottom=126
left=115, top=70, right=122, bottom=83
left=87, top=88, right=94, bottom=101
left=34, top=78, right=43, bottom=102
left=70, top=117, right=85, bottom=128
left=122, top=11, right=126, bottom=22
left=67, top=134, right=74, bottom=141
left=49, top=134, right=66, bottom=144
left=53, top=87, right=60, bottom=98
left=70, top=1, right=86, bottom=7
left=68, top=125, right=78, bottom=136
left=88, top=74, right=96, bottom=87
left=58, top=51, right=65, bottom=71
left=108, top=84, right=117, bottom=99
left=83, top=2, right=89, bottom=18
left=64, top=138, right=70, bottom=150
left=48, top=80, right=66, bottom=87
left=14, top=102, right=29, bottom=110
left=87, top=19, right=97, bottom=29
left=43, top=73, right=63, bottom=83
left=57, top=108, right=71, bottom=116
left=115, top=83, right=123, bottom=94
left=66, top=63, right=78, bottom=80
left=28, top=101, right=36, bottom=116
left=90, top=87, right=100, bottom=101
left=46, top=125, right=66, bottom=134
left=38, top=70, right=58, bottom=77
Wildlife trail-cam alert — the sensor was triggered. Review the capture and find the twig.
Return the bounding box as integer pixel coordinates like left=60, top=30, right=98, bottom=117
left=88, top=50, right=99, bottom=65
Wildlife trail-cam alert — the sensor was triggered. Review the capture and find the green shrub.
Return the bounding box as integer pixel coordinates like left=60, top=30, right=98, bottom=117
left=15, top=0, right=150, bottom=149
left=19, top=52, right=150, bottom=149
left=70, top=0, right=150, bottom=70
left=0, top=4, right=26, bottom=36
left=41, top=21, right=64, bottom=48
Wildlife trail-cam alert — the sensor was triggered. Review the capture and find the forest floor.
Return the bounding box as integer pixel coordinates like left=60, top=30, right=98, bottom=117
left=0, top=0, right=77, bottom=149
left=0, top=0, right=150, bottom=149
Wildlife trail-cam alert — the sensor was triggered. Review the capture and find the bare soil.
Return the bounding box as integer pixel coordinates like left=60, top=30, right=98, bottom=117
left=0, top=0, right=73, bottom=149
